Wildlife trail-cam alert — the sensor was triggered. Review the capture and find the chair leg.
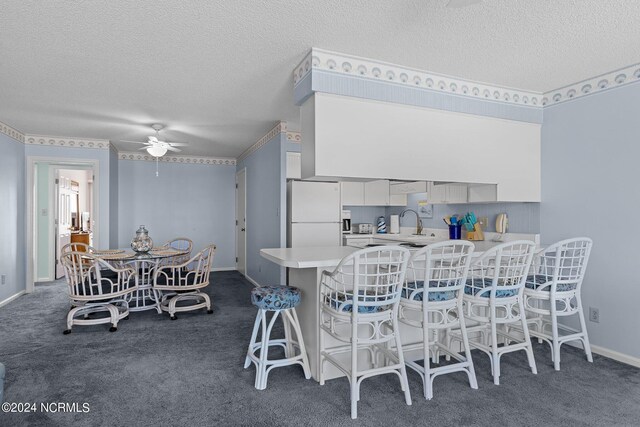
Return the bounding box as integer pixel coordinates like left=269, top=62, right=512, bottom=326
left=106, top=304, right=120, bottom=332
left=550, top=303, right=561, bottom=371
left=490, top=309, right=500, bottom=385
left=519, top=299, right=538, bottom=375
left=245, top=310, right=262, bottom=369
left=350, top=321, right=359, bottom=419
left=288, top=308, right=311, bottom=379
left=458, top=301, right=478, bottom=390
left=282, top=311, right=293, bottom=358
left=423, top=311, right=433, bottom=400
left=255, top=310, right=269, bottom=390
left=576, top=296, right=594, bottom=363
left=393, top=317, right=412, bottom=406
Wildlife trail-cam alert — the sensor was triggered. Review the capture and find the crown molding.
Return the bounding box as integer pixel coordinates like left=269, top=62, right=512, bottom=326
left=542, top=62, right=640, bottom=106
left=118, top=151, right=236, bottom=166
left=294, top=48, right=544, bottom=107
left=0, top=120, right=25, bottom=142
left=237, top=121, right=287, bottom=161
left=295, top=48, right=640, bottom=109
left=25, top=134, right=110, bottom=149
left=286, top=131, right=301, bottom=143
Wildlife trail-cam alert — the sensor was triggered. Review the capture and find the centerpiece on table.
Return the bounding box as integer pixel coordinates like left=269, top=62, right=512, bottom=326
left=131, top=225, right=154, bottom=253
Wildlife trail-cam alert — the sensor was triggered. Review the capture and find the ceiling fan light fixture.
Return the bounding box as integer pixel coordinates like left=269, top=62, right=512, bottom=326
left=146, top=145, right=168, bottom=157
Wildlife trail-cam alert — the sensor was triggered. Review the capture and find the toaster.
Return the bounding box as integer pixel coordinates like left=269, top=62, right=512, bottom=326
left=356, top=223, right=373, bottom=234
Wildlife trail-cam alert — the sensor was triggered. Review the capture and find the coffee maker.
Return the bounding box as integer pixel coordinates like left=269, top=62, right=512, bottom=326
left=341, top=210, right=352, bottom=234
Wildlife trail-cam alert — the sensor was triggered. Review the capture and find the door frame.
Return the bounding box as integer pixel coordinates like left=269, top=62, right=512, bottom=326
left=235, top=168, right=246, bottom=276
left=26, top=156, right=99, bottom=292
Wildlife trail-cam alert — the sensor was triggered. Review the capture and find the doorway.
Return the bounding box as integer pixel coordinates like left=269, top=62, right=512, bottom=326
left=28, top=157, right=98, bottom=289
left=236, top=168, right=246, bottom=276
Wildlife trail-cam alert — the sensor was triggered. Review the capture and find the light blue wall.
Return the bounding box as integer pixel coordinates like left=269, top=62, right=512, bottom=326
left=237, top=133, right=287, bottom=286
left=117, top=160, right=236, bottom=268
left=541, top=82, right=640, bottom=358
left=109, top=149, right=119, bottom=247
left=0, top=133, right=26, bottom=302
left=24, top=145, right=111, bottom=248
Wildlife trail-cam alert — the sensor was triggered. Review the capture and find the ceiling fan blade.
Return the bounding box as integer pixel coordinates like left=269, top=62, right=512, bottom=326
left=447, top=0, right=481, bottom=7
left=139, top=147, right=149, bottom=151
left=167, top=142, right=189, bottom=147
left=165, top=146, right=181, bottom=152
left=119, top=140, right=149, bottom=144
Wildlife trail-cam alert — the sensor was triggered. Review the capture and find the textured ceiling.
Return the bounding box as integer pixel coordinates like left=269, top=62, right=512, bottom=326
left=1, top=0, right=639, bottom=157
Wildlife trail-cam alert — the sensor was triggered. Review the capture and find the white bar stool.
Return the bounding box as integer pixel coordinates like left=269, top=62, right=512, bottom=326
left=244, top=285, right=311, bottom=390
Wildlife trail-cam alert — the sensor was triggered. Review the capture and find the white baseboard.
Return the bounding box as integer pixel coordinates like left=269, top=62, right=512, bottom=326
left=244, top=274, right=261, bottom=288
left=590, top=344, right=640, bottom=368
left=0, top=290, right=26, bottom=308
left=211, top=267, right=236, bottom=272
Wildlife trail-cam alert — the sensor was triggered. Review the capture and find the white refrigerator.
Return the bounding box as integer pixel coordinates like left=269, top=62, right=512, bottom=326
left=287, top=180, right=342, bottom=247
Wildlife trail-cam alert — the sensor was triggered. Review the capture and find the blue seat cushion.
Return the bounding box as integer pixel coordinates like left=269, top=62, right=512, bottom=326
left=464, top=278, right=519, bottom=298
left=251, top=286, right=301, bottom=310
left=325, top=290, right=387, bottom=313
left=401, top=281, right=457, bottom=302
left=525, top=275, right=577, bottom=292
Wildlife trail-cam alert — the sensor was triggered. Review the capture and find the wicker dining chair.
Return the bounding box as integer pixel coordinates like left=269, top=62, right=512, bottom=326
left=159, top=237, right=193, bottom=266
left=61, top=251, right=137, bottom=334
left=398, top=240, right=477, bottom=400
left=453, top=240, right=537, bottom=385
left=153, top=245, right=216, bottom=320
left=319, top=246, right=412, bottom=419
left=524, top=238, right=593, bottom=370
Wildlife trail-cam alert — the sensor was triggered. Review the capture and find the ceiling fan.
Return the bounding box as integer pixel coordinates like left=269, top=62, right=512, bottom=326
left=121, top=124, right=189, bottom=158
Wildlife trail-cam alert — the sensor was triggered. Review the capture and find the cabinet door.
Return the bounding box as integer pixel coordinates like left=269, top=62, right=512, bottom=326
left=389, top=194, right=407, bottom=206
left=468, top=184, right=497, bottom=203
left=286, top=152, right=301, bottom=179
left=364, top=180, right=390, bottom=206
left=428, top=182, right=447, bottom=204
left=340, top=181, right=365, bottom=206
left=446, top=184, right=468, bottom=203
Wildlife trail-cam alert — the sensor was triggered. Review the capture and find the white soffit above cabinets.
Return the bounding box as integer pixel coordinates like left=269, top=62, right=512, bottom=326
left=1, top=1, right=640, bottom=157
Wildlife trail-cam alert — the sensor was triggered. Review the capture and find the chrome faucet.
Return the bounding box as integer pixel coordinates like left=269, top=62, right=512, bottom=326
left=400, top=209, right=423, bottom=235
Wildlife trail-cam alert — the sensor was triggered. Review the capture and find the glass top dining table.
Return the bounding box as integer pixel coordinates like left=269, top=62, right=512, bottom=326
left=93, top=248, right=190, bottom=312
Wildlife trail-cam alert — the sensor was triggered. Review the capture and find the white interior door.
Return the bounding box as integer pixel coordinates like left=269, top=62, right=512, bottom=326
left=236, top=169, right=247, bottom=276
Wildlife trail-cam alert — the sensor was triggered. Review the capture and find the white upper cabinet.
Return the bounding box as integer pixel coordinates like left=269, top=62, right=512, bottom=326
left=428, top=182, right=468, bottom=204
left=467, top=184, right=498, bottom=203
left=286, top=152, right=302, bottom=179
left=364, top=180, right=390, bottom=206
left=390, top=181, right=428, bottom=194
left=301, top=93, right=541, bottom=202
left=340, top=181, right=365, bottom=205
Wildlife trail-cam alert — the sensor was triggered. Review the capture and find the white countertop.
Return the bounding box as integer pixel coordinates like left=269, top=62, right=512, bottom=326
left=260, top=246, right=358, bottom=268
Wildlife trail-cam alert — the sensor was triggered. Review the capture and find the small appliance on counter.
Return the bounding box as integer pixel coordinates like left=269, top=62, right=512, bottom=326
left=389, top=215, right=400, bottom=234
left=341, top=210, right=352, bottom=234
left=376, top=216, right=387, bottom=234
left=355, top=223, right=374, bottom=234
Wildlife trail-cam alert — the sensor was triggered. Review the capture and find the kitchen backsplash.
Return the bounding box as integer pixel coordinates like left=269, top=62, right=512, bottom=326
left=346, top=194, right=540, bottom=234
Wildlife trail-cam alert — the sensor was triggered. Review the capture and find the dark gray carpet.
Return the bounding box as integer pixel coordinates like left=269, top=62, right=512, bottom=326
left=1, top=271, right=639, bottom=426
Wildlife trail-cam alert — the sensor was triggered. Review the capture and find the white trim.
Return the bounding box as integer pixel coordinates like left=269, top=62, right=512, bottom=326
left=0, top=120, right=25, bottom=142
left=0, top=290, right=26, bottom=308
left=295, top=48, right=543, bottom=107
left=25, top=134, right=110, bottom=149
left=543, top=62, right=640, bottom=106
left=590, top=344, right=640, bottom=369
left=244, top=273, right=261, bottom=288
left=294, top=48, right=640, bottom=109
left=235, top=168, right=247, bottom=276
left=26, top=156, right=99, bottom=294
left=237, top=121, right=287, bottom=161
left=211, top=267, right=237, bottom=272
left=118, top=151, right=236, bottom=165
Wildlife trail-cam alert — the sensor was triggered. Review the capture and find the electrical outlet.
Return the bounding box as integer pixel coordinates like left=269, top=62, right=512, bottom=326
left=1, top=274, right=5, bottom=285
left=478, top=217, right=489, bottom=230
left=589, top=307, right=600, bottom=323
